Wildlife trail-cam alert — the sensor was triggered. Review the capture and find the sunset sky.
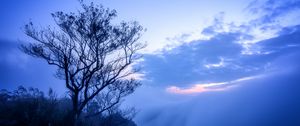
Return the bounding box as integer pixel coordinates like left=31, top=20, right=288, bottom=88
left=1, top=0, right=300, bottom=125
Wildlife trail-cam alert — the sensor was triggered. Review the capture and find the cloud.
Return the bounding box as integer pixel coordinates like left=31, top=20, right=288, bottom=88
left=0, top=40, right=65, bottom=94
left=141, top=32, right=247, bottom=87
left=166, top=82, right=229, bottom=94
left=247, top=0, right=300, bottom=25
left=166, top=75, right=263, bottom=94
left=133, top=50, right=300, bottom=126
left=141, top=27, right=300, bottom=87
left=0, top=40, right=28, bottom=67
left=203, top=57, right=225, bottom=69
left=138, top=0, right=300, bottom=89
left=129, top=0, right=300, bottom=125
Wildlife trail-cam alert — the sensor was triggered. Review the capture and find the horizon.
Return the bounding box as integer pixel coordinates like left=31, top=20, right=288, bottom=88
left=1, top=0, right=300, bottom=126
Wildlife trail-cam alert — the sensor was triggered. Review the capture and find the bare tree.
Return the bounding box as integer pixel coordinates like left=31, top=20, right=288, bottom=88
left=21, top=2, right=145, bottom=125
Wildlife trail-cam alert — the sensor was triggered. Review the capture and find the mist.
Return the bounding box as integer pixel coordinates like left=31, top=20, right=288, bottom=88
left=129, top=51, right=300, bottom=126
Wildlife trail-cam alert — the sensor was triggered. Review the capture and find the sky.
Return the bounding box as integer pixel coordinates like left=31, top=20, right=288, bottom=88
left=1, top=0, right=300, bottom=126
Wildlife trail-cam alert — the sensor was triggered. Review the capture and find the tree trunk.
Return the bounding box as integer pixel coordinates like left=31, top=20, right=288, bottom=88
left=72, top=92, right=80, bottom=126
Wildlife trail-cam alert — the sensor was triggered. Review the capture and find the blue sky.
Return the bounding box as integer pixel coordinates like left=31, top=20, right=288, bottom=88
left=1, top=0, right=300, bottom=125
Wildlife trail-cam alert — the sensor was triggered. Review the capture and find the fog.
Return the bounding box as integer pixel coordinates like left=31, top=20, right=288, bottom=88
left=126, top=51, right=300, bottom=126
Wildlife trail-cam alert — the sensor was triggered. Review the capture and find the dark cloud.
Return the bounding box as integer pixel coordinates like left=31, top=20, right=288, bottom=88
left=247, top=0, right=300, bottom=24
left=140, top=24, right=300, bottom=87
left=0, top=40, right=65, bottom=94
left=141, top=32, right=245, bottom=87
left=259, top=26, right=300, bottom=49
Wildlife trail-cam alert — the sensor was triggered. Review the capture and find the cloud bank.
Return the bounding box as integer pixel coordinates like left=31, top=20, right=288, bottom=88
left=139, top=0, right=300, bottom=92
left=127, top=0, right=300, bottom=125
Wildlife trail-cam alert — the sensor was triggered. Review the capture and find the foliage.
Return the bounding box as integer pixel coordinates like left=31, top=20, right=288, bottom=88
left=0, top=86, right=137, bottom=126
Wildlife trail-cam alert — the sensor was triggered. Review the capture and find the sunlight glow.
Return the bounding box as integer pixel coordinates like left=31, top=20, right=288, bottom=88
left=166, top=75, right=263, bottom=94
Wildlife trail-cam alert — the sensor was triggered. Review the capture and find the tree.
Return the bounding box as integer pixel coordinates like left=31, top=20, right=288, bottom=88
left=21, top=2, right=145, bottom=125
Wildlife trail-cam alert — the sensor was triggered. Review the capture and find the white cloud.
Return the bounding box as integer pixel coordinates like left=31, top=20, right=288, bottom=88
left=204, top=57, right=225, bottom=69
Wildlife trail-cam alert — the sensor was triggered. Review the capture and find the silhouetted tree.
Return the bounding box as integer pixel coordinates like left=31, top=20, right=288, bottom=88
left=21, top=2, right=145, bottom=125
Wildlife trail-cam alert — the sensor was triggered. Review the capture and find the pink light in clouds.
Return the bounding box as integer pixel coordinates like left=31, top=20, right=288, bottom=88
left=166, top=75, right=263, bottom=94
left=166, top=82, right=230, bottom=94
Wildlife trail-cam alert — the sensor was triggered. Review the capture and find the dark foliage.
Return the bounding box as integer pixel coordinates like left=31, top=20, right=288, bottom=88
left=0, top=86, right=137, bottom=126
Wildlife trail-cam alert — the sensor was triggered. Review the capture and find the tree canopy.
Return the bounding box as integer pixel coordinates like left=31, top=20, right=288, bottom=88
left=21, top=2, right=145, bottom=125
